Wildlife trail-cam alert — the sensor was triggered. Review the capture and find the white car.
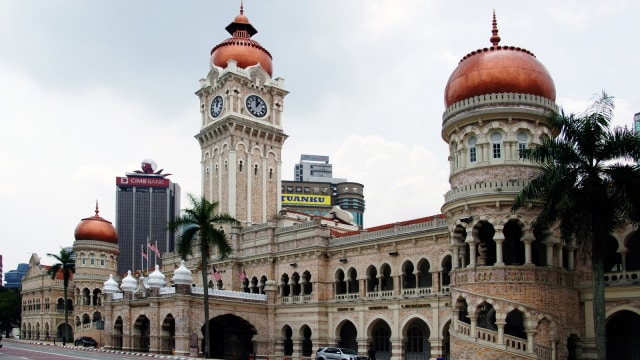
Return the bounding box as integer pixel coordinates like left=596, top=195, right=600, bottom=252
left=315, top=347, right=364, bottom=360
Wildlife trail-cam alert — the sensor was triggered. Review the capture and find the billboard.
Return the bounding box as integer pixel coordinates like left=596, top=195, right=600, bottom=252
left=116, top=176, right=170, bottom=188
left=281, top=194, right=331, bottom=206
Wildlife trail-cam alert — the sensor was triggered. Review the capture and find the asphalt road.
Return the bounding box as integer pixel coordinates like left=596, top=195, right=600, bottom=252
left=0, top=339, right=195, bottom=359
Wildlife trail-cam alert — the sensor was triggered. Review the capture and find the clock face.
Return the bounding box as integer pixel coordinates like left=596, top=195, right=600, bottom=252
left=210, top=95, right=223, bottom=118
left=245, top=95, right=267, bottom=118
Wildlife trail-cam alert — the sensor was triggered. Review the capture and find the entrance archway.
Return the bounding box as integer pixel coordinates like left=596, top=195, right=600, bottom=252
left=337, top=320, right=358, bottom=350
left=606, top=310, right=640, bottom=359
left=161, top=314, right=176, bottom=354
left=403, top=318, right=431, bottom=360
left=113, top=316, right=123, bottom=350
left=133, top=315, right=150, bottom=352
left=207, top=314, right=256, bottom=360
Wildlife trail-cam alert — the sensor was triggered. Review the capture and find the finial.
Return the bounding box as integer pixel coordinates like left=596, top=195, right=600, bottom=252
left=490, top=10, right=501, bottom=48
left=95, top=200, right=99, bottom=216
left=240, top=0, right=244, bottom=15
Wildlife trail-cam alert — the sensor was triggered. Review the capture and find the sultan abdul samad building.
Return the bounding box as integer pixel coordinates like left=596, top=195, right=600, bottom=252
left=19, top=7, right=640, bottom=360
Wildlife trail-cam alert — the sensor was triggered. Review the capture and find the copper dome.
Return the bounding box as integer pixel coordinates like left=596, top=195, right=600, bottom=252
left=444, top=13, right=556, bottom=107
left=210, top=5, right=273, bottom=77
left=74, top=202, right=118, bottom=244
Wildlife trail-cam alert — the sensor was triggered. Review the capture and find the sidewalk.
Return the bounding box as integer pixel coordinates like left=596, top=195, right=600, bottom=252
left=6, top=338, right=201, bottom=360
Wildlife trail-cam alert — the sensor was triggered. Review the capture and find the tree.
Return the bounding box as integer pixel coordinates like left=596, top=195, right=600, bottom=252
left=0, top=287, right=21, bottom=335
left=168, top=194, right=239, bottom=358
left=47, top=247, right=76, bottom=345
left=512, top=92, right=640, bottom=360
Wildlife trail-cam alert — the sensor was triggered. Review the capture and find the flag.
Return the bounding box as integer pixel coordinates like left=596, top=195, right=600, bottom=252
left=211, top=265, right=222, bottom=282
left=142, top=247, right=148, bottom=260
left=240, top=268, right=247, bottom=282
left=149, top=241, right=161, bottom=258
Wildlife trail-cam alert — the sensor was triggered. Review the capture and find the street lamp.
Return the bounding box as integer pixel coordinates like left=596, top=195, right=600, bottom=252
left=102, top=274, right=121, bottom=349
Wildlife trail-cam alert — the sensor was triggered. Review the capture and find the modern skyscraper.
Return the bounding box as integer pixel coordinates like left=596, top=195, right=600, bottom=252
left=634, top=112, right=640, bottom=134
left=283, top=154, right=365, bottom=227
left=294, top=154, right=336, bottom=182
left=115, top=159, right=180, bottom=274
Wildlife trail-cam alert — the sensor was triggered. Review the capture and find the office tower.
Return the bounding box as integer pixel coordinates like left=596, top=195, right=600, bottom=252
left=115, top=159, right=180, bottom=274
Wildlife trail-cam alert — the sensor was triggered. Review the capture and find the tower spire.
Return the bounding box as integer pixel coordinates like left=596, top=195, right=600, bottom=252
left=95, top=200, right=100, bottom=216
left=490, top=10, right=501, bottom=48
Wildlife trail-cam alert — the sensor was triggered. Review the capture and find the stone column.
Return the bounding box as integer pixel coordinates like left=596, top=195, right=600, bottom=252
left=494, top=228, right=505, bottom=267
left=495, top=320, right=506, bottom=345
left=469, top=318, right=477, bottom=339
left=566, top=243, right=576, bottom=271
left=451, top=245, right=460, bottom=269
left=526, top=329, right=537, bottom=354
left=555, top=243, right=564, bottom=269
left=466, top=232, right=478, bottom=268
left=522, top=233, right=535, bottom=266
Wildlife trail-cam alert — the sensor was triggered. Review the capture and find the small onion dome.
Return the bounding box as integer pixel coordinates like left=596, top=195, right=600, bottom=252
left=148, top=264, right=166, bottom=288
left=74, top=201, right=118, bottom=244
left=444, top=12, right=556, bottom=107
left=173, top=260, right=193, bottom=285
left=210, top=5, right=273, bottom=77
left=103, top=274, right=120, bottom=294
left=120, top=270, right=137, bottom=292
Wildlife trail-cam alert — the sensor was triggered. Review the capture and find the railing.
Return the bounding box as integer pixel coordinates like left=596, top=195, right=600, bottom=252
left=402, top=287, right=434, bottom=296
left=159, top=287, right=176, bottom=295
left=281, top=294, right=312, bottom=304
left=534, top=344, right=552, bottom=360
left=335, top=293, right=359, bottom=301
left=603, top=270, right=640, bottom=285
left=331, top=218, right=448, bottom=245
left=444, top=179, right=528, bottom=203
left=457, top=322, right=471, bottom=336
left=442, top=92, right=559, bottom=123
left=504, top=334, right=527, bottom=352
left=190, top=287, right=267, bottom=301
left=366, top=290, right=393, bottom=299
left=476, top=327, right=497, bottom=343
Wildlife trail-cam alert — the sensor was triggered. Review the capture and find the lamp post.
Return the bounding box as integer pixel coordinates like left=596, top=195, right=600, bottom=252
left=102, top=274, right=121, bottom=350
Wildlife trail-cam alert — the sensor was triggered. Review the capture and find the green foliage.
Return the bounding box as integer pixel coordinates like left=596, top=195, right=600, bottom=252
left=46, top=247, right=76, bottom=344
left=0, top=287, right=21, bottom=334
left=168, top=194, right=240, bottom=358
left=512, top=91, right=640, bottom=360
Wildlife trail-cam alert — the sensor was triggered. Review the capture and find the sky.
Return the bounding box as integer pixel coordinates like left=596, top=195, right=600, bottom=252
left=1, top=0, right=638, bottom=275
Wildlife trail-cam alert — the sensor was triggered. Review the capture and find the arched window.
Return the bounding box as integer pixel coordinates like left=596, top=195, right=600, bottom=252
left=467, top=136, right=477, bottom=163
left=254, top=164, right=259, bottom=176
left=490, top=132, right=502, bottom=159
left=238, top=160, right=243, bottom=173
left=269, top=168, right=273, bottom=180
left=517, top=131, right=528, bottom=159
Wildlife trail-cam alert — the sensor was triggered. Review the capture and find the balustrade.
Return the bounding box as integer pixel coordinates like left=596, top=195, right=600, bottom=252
left=335, top=293, right=359, bottom=301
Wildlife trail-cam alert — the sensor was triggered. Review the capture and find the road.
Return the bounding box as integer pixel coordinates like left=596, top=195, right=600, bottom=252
left=0, top=339, right=195, bottom=360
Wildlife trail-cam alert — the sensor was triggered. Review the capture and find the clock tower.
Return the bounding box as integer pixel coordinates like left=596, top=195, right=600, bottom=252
left=195, top=6, right=288, bottom=224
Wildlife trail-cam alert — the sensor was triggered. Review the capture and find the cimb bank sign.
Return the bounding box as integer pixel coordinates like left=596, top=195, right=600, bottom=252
left=281, top=194, right=331, bottom=206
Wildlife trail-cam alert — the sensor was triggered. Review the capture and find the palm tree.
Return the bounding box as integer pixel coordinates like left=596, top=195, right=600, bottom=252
left=168, top=194, right=240, bottom=358
left=512, top=92, right=640, bottom=360
left=47, top=247, right=76, bottom=345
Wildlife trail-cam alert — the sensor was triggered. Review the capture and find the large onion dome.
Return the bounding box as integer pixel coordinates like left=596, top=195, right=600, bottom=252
left=74, top=202, right=118, bottom=244
left=210, top=5, right=273, bottom=77
left=444, top=12, right=556, bottom=107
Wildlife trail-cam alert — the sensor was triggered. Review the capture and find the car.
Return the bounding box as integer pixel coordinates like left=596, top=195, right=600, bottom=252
left=315, top=347, right=364, bottom=360
left=74, top=336, right=98, bottom=347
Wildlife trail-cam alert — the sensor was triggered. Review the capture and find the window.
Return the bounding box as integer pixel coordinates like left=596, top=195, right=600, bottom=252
left=269, top=168, right=273, bottom=179
left=468, top=136, right=477, bottom=163
left=517, top=131, right=528, bottom=159
left=254, top=164, right=258, bottom=176
left=490, top=132, right=502, bottom=159
left=238, top=160, right=243, bottom=173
